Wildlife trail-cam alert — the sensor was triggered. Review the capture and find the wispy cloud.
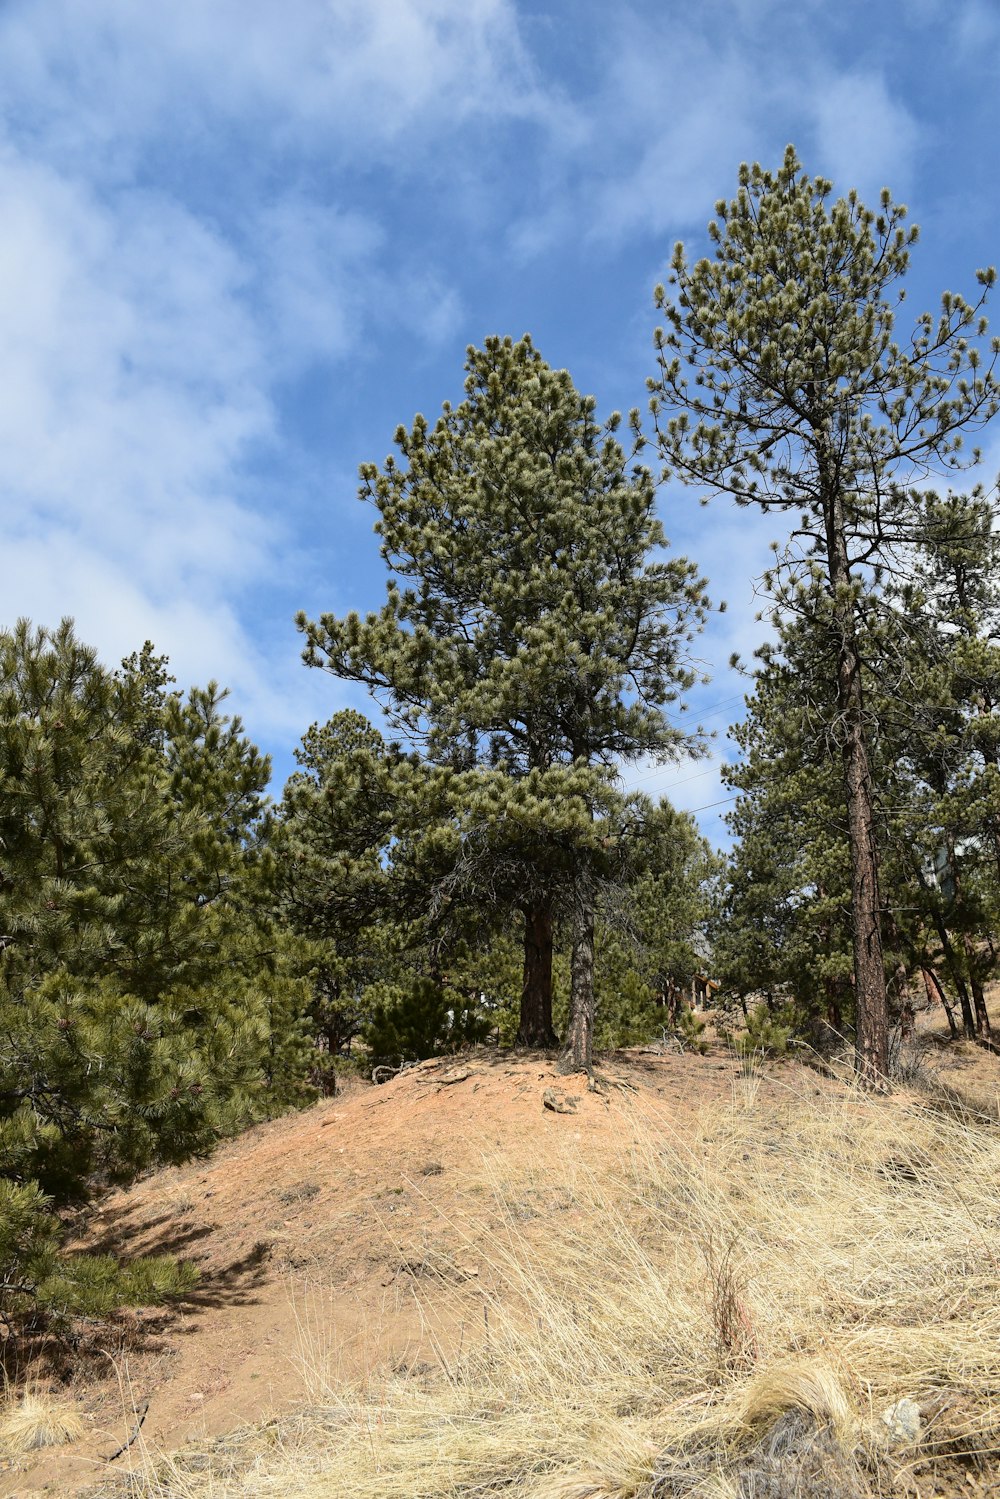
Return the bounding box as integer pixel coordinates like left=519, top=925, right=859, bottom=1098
left=0, top=0, right=545, bottom=753
left=504, top=4, right=920, bottom=257
left=0, top=0, right=556, bottom=175
left=0, top=153, right=269, bottom=570
left=810, top=71, right=919, bottom=201
left=0, top=0, right=986, bottom=820
left=253, top=198, right=385, bottom=369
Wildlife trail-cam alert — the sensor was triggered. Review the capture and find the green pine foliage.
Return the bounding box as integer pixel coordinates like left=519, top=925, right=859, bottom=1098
left=625, top=799, right=722, bottom=993
left=586, top=799, right=719, bottom=1049
left=0, top=1175, right=198, bottom=1328
left=363, top=976, right=490, bottom=1071
left=713, top=610, right=855, bottom=1033
left=674, top=1005, right=710, bottom=1055
left=713, top=486, right=1000, bottom=1052
left=879, top=490, right=1000, bottom=1042
left=302, top=337, right=707, bottom=774
left=735, top=1003, right=795, bottom=1061
left=0, top=620, right=313, bottom=1329
left=649, top=145, right=1000, bottom=1082
left=275, top=708, right=471, bottom=1070
left=297, top=336, right=709, bottom=1069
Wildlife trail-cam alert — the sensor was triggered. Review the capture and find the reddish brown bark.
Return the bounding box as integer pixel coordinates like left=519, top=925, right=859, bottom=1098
left=824, top=481, right=888, bottom=1085
left=561, top=883, right=595, bottom=1074
left=517, top=897, right=557, bottom=1047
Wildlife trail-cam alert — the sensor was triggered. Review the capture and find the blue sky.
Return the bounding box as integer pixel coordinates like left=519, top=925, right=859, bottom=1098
left=3, top=0, right=999, bottom=846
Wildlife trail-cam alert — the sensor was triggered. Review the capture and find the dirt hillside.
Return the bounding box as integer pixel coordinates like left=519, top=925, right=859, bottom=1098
left=3, top=1017, right=999, bottom=1497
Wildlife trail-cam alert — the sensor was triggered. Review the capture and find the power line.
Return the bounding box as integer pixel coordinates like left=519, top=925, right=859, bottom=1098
left=685, top=794, right=740, bottom=815
left=663, top=690, right=748, bottom=727
left=627, top=689, right=749, bottom=790
left=629, top=761, right=723, bottom=790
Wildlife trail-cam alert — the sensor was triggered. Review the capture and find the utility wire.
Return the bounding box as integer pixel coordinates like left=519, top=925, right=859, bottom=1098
left=628, top=689, right=749, bottom=790
left=629, top=762, right=723, bottom=790
left=684, top=794, right=740, bottom=815
left=663, top=690, right=748, bottom=727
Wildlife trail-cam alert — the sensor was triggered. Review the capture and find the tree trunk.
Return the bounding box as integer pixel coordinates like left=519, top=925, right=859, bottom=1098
left=948, top=848, right=993, bottom=1046
left=964, top=935, right=993, bottom=1045
left=517, top=896, right=557, bottom=1047
left=930, top=910, right=977, bottom=1039
left=953, top=971, right=977, bottom=1039
left=898, top=989, right=915, bottom=1043
left=561, top=881, right=595, bottom=1073
left=824, top=482, right=889, bottom=1085
left=893, top=959, right=918, bottom=1040
left=923, top=966, right=959, bottom=1040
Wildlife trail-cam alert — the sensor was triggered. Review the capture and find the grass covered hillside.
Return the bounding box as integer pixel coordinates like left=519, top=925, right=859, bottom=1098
left=4, top=1018, right=1000, bottom=1499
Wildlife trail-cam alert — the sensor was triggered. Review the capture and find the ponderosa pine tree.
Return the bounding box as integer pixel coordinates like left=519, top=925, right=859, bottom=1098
left=880, top=489, right=1000, bottom=1044
left=716, top=612, right=859, bottom=1033
left=0, top=620, right=311, bottom=1325
left=648, top=147, right=1000, bottom=1084
left=592, top=797, right=719, bottom=1046
left=276, top=709, right=430, bottom=1070
left=298, top=335, right=709, bottom=1067
left=277, top=709, right=521, bottom=1074
left=717, top=494, right=1000, bottom=1053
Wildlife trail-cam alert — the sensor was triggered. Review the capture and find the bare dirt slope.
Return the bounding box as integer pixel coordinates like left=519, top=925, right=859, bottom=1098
left=0, top=1046, right=751, bottom=1494
left=3, top=1015, right=999, bottom=1497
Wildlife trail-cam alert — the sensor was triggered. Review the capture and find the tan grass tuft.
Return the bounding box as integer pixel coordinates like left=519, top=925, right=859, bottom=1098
left=525, top=1420, right=660, bottom=1499
left=690, top=1478, right=740, bottom=1499
left=527, top=1480, right=624, bottom=1499
left=0, top=1386, right=86, bottom=1454
left=738, top=1356, right=854, bottom=1441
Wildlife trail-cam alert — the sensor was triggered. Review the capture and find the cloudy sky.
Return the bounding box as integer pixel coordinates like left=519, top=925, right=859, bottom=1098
left=3, top=0, right=999, bottom=844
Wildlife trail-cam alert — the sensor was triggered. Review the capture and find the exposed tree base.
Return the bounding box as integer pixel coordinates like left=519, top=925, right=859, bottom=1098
left=854, top=1067, right=892, bottom=1096
left=554, top=1057, right=611, bottom=1099
left=561, top=887, right=596, bottom=1076
left=556, top=1052, right=593, bottom=1079
left=516, top=1023, right=559, bottom=1048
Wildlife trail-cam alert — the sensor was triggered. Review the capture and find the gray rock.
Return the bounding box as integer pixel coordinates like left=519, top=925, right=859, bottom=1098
left=542, top=1087, right=578, bottom=1114
left=882, top=1397, right=921, bottom=1444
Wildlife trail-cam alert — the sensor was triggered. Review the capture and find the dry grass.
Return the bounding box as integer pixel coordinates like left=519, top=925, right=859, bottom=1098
left=87, top=1072, right=1000, bottom=1497
left=0, top=1384, right=86, bottom=1454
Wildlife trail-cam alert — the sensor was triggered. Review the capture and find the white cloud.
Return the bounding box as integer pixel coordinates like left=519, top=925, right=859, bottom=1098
left=4, top=526, right=351, bottom=751
left=585, top=29, right=763, bottom=244
left=394, top=270, right=465, bottom=348
left=0, top=148, right=269, bottom=568
left=0, top=143, right=292, bottom=715
left=253, top=196, right=384, bottom=367
left=955, top=0, right=1000, bottom=55
left=505, top=7, right=920, bottom=257
left=809, top=71, right=919, bottom=201
left=0, top=0, right=557, bottom=176
left=0, top=0, right=523, bottom=752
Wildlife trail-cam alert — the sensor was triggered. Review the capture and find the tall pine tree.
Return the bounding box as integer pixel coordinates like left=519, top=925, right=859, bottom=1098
left=648, top=147, right=1000, bottom=1083
left=298, top=335, right=709, bottom=1068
